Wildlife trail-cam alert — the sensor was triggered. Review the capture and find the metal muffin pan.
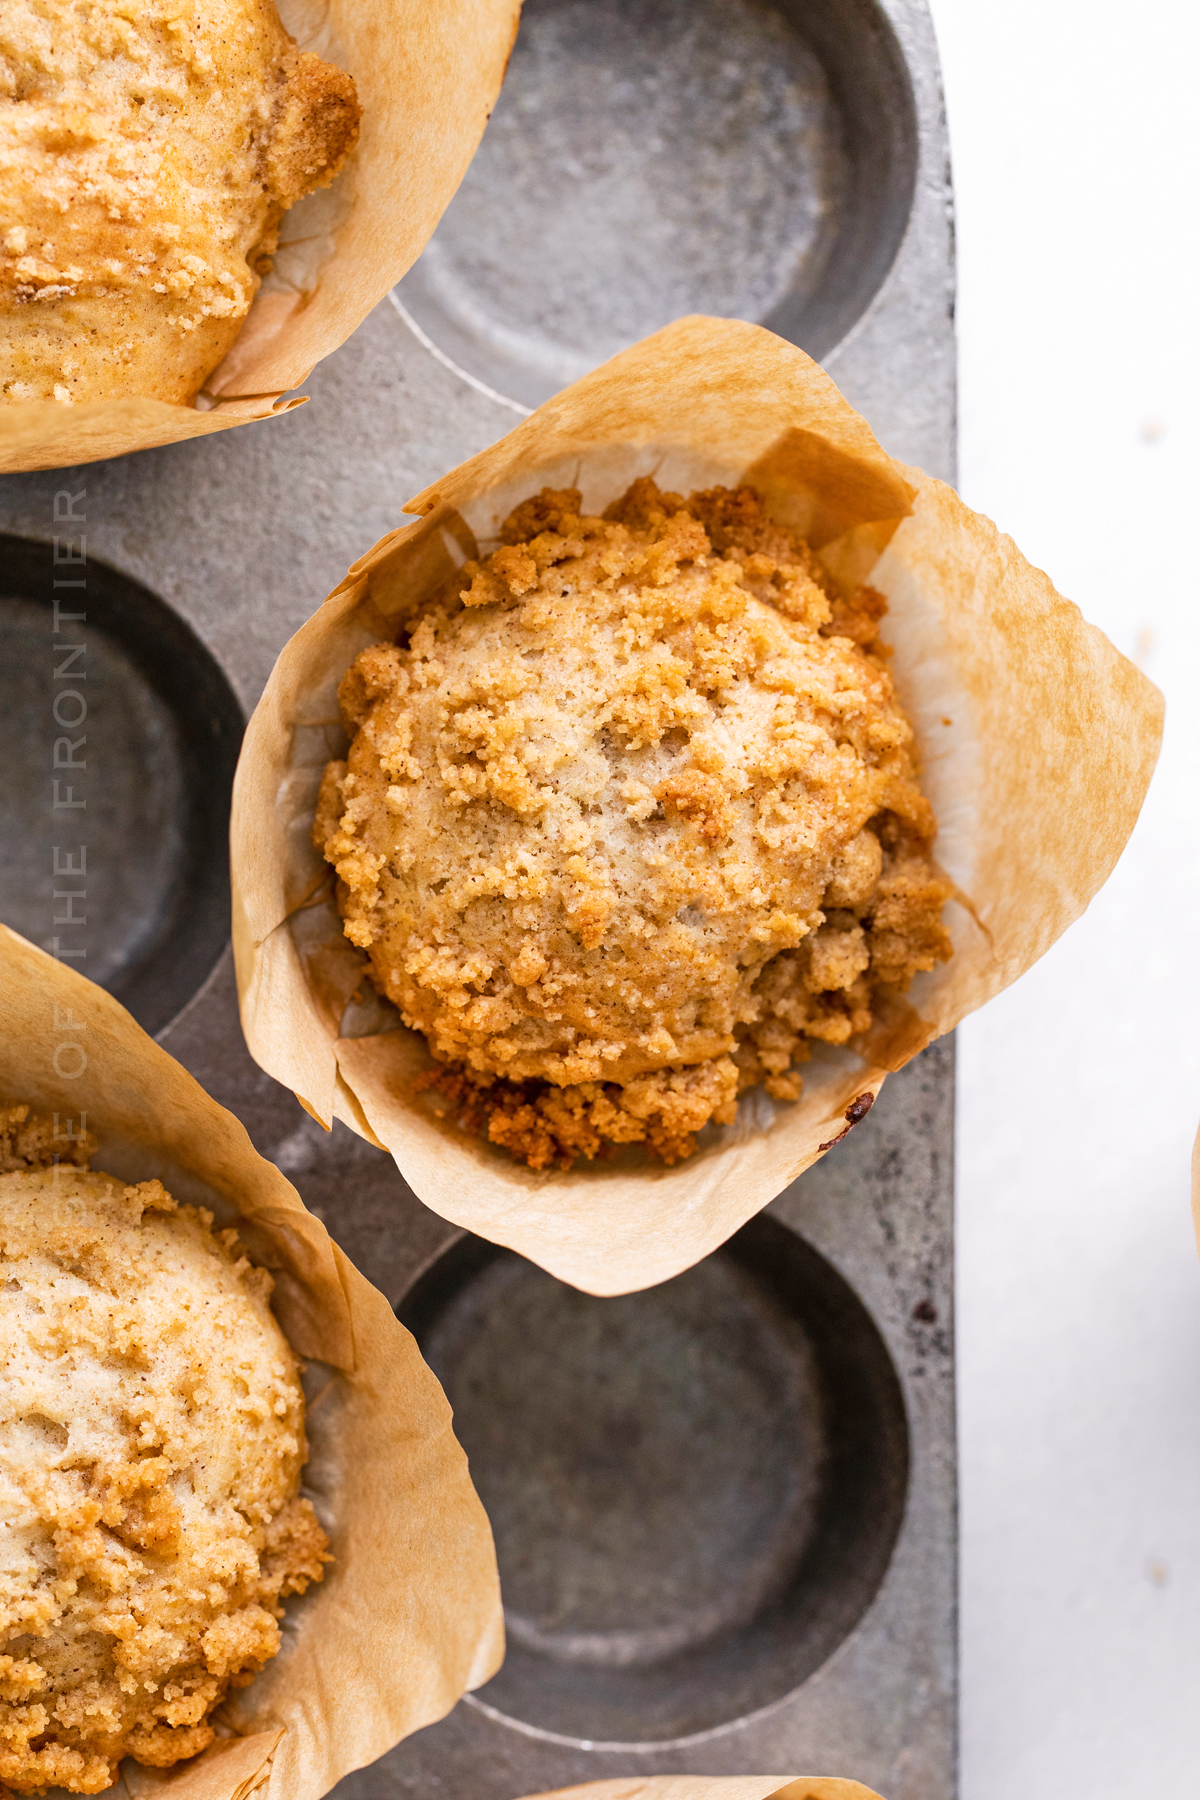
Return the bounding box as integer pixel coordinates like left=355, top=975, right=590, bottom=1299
left=0, top=0, right=956, bottom=1792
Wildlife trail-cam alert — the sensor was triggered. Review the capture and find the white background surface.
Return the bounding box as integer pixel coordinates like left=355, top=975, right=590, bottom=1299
left=925, top=1, right=1200, bottom=1792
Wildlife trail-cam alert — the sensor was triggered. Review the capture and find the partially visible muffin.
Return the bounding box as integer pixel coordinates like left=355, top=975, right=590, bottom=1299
left=0, top=1111, right=330, bottom=1793
left=0, top=0, right=361, bottom=405
left=315, top=478, right=952, bottom=1169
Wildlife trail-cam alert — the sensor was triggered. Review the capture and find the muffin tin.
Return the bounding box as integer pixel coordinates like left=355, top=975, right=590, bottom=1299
left=0, top=0, right=956, bottom=1793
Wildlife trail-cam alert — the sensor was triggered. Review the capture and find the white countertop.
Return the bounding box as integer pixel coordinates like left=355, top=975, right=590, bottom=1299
left=926, top=0, right=1200, bottom=1790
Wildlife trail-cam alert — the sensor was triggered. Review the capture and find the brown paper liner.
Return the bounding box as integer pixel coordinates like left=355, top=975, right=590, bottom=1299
left=0, top=0, right=521, bottom=474
left=513, top=1779, right=885, bottom=1800
left=231, top=314, right=1163, bottom=1297
left=0, top=923, right=504, bottom=1800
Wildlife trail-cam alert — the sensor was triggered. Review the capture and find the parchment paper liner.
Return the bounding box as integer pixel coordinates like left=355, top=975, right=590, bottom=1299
left=0, top=0, right=521, bottom=474
left=232, top=314, right=1163, bottom=1298
left=514, top=1778, right=884, bottom=1800
left=0, top=923, right=504, bottom=1800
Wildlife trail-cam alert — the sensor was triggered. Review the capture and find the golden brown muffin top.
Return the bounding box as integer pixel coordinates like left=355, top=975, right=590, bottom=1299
left=0, top=1111, right=329, bottom=1792
left=1, top=0, right=359, bottom=403
left=317, top=480, right=951, bottom=1168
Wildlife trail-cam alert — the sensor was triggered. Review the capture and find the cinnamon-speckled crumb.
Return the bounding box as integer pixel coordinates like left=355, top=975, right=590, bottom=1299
left=0, top=1104, right=95, bottom=1174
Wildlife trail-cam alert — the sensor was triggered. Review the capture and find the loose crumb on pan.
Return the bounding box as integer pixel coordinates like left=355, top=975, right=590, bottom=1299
left=1, top=0, right=361, bottom=406
left=0, top=1109, right=331, bottom=1793
left=316, top=478, right=953, bottom=1171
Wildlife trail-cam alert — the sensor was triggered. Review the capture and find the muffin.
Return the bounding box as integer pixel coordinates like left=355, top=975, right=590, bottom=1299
left=233, top=316, right=1162, bottom=1297
left=0, top=1108, right=330, bottom=1794
left=0, top=0, right=360, bottom=406
left=314, top=478, right=952, bottom=1169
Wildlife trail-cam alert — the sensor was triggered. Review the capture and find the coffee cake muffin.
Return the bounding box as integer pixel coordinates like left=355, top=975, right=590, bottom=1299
left=1, top=0, right=360, bottom=405
left=0, top=1111, right=330, bottom=1793
left=314, top=479, right=952, bottom=1169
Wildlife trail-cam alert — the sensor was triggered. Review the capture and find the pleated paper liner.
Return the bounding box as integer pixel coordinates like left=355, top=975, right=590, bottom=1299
left=0, top=0, right=521, bottom=473
left=0, top=923, right=504, bottom=1800
left=232, top=315, right=1163, bottom=1297
left=512, top=1778, right=884, bottom=1800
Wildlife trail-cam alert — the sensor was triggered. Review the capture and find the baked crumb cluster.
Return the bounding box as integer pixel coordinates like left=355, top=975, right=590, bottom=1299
left=316, top=479, right=952, bottom=1169
left=1, top=0, right=360, bottom=405
left=0, top=1112, right=330, bottom=1793
left=0, top=1103, right=95, bottom=1175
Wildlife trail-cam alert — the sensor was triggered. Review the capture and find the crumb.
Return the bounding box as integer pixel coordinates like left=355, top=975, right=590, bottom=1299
left=414, top=1056, right=740, bottom=1171
left=318, top=479, right=952, bottom=1170
left=0, top=1148, right=330, bottom=1791
left=0, top=1105, right=95, bottom=1174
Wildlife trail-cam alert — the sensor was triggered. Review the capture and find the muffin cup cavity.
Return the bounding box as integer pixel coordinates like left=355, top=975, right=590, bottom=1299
left=231, top=314, right=1162, bottom=1298
left=397, top=0, right=917, bottom=407
left=402, top=1219, right=908, bottom=1743
left=0, top=537, right=243, bottom=1039
left=0, top=923, right=504, bottom=1800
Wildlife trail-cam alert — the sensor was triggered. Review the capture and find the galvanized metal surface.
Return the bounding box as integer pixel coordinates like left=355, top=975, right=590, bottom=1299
left=0, top=0, right=956, bottom=1792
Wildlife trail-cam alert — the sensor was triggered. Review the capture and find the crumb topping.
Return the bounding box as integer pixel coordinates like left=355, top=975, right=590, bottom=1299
left=0, top=1103, right=95, bottom=1175
left=316, top=479, right=952, bottom=1169
left=0, top=1113, right=330, bottom=1792
left=0, top=0, right=360, bottom=405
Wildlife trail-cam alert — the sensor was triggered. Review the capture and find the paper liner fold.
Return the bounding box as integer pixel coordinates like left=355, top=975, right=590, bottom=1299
left=232, top=315, right=1163, bottom=1297
left=0, top=923, right=504, bottom=1800
left=513, top=1779, right=885, bottom=1800
left=0, top=0, right=521, bottom=473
